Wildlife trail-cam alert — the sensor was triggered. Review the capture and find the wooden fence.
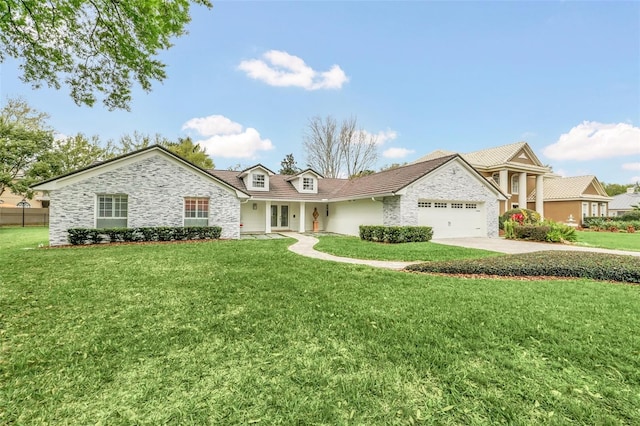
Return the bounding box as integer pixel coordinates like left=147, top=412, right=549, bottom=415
left=0, top=208, right=49, bottom=226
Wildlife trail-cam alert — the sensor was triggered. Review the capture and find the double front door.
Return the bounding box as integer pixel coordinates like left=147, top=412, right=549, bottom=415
left=270, top=205, right=289, bottom=229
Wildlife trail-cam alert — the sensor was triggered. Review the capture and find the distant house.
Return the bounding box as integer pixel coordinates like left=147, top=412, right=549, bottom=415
left=31, top=145, right=507, bottom=246
left=608, top=188, right=640, bottom=217
left=414, top=142, right=612, bottom=224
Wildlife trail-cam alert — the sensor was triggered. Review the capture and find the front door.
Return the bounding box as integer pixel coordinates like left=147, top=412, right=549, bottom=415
left=270, top=205, right=289, bottom=229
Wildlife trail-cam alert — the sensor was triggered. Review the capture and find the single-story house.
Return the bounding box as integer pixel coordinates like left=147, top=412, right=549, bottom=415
left=32, top=145, right=506, bottom=246
left=608, top=188, right=640, bottom=217
left=413, top=142, right=612, bottom=224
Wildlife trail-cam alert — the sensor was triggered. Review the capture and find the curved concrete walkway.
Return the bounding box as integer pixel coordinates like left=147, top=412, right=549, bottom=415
left=280, top=232, right=417, bottom=270
left=281, top=233, right=640, bottom=271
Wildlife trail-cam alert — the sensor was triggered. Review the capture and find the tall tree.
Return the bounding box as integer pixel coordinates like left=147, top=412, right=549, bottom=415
left=339, top=116, right=378, bottom=178
left=30, top=134, right=107, bottom=180
left=304, top=116, right=342, bottom=178
left=279, top=153, right=300, bottom=175
left=105, top=131, right=170, bottom=157
left=165, top=137, right=214, bottom=169
left=602, top=182, right=634, bottom=196
left=303, top=115, right=378, bottom=178
left=0, top=99, right=54, bottom=197
left=0, top=0, right=212, bottom=110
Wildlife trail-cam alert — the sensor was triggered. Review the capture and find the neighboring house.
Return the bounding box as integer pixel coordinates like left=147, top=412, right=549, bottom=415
left=0, top=188, right=49, bottom=208
left=414, top=142, right=612, bottom=224
left=608, top=188, right=640, bottom=217
left=31, top=145, right=506, bottom=246
left=531, top=175, right=611, bottom=223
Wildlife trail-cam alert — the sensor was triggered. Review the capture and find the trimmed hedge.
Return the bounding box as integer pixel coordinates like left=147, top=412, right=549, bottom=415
left=406, top=251, right=640, bottom=283
left=67, top=226, right=222, bottom=245
left=512, top=225, right=551, bottom=242
left=359, top=225, right=433, bottom=243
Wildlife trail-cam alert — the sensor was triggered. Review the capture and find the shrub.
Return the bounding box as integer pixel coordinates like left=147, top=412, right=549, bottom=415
left=620, top=211, right=640, bottom=221
left=499, top=208, right=541, bottom=230
left=503, top=220, right=516, bottom=239
left=67, top=226, right=223, bottom=245
left=513, top=225, right=551, bottom=242
left=406, top=251, right=640, bottom=283
left=544, top=220, right=577, bottom=243
left=359, top=225, right=433, bottom=243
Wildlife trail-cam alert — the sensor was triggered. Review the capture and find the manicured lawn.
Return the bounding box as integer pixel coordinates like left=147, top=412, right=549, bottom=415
left=2, top=228, right=639, bottom=424
left=576, top=230, right=640, bottom=252
left=314, top=235, right=498, bottom=261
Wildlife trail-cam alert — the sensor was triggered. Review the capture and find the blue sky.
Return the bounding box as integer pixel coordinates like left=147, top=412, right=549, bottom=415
left=1, top=1, right=639, bottom=183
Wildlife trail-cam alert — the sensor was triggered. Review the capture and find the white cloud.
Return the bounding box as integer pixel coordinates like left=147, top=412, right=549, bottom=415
left=543, top=121, right=640, bottom=161
left=238, top=50, right=348, bottom=90
left=622, top=162, right=640, bottom=171
left=364, top=129, right=398, bottom=145
left=383, top=147, right=415, bottom=159
left=182, top=115, right=274, bottom=159
left=630, top=176, right=640, bottom=184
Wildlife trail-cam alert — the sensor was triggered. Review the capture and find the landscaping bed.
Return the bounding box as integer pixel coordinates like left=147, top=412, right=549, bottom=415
left=407, top=251, right=640, bottom=284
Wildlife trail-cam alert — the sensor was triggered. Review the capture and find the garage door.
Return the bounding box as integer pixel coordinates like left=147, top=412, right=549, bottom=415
left=418, top=200, right=486, bottom=238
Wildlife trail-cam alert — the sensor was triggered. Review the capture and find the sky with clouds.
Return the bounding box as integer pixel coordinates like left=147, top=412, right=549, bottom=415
left=1, top=1, right=638, bottom=183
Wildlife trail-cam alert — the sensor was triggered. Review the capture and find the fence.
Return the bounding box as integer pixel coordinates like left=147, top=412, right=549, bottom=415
left=0, top=207, right=49, bottom=226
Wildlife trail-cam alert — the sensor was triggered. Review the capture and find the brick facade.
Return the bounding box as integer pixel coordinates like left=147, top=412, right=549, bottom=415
left=48, top=155, right=240, bottom=246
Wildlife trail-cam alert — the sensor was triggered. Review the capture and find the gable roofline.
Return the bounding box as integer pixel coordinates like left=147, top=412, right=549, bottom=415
left=527, top=175, right=612, bottom=202
left=237, top=164, right=276, bottom=178
left=284, top=168, right=325, bottom=181
left=30, top=144, right=250, bottom=197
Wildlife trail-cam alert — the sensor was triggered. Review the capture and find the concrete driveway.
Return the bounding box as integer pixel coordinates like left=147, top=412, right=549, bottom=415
left=431, top=237, right=640, bottom=257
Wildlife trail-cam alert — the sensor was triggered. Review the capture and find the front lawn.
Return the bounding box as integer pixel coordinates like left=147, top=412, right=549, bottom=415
left=576, top=230, right=640, bottom=252
left=2, top=228, right=639, bottom=424
left=314, top=235, right=498, bottom=261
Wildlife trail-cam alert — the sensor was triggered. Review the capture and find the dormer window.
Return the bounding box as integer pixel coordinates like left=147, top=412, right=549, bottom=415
left=303, top=177, right=314, bottom=191
left=253, top=174, right=265, bottom=188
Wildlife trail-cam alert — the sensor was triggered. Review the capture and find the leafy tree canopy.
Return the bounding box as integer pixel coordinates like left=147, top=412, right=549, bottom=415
left=165, top=137, right=214, bottom=169
left=0, top=0, right=212, bottom=110
left=602, top=182, right=635, bottom=196
left=279, top=153, right=300, bottom=175
left=0, top=98, right=54, bottom=198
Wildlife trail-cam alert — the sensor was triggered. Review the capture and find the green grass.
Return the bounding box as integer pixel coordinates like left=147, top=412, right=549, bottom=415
left=576, top=230, right=640, bottom=252
left=2, top=228, right=640, bottom=424
left=314, top=235, right=498, bottom=261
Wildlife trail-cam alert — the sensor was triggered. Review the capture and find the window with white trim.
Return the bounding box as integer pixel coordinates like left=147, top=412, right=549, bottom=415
left=184, top=197, right=209, bottom=226
left=303, top=177, right=314, bottom=191
left=252, top=173, right=265, bottom=188
left=451, top=203, right=463, bottom=209
left=511, top=174, right=519, bottom=194
left=97, top=194, right=128, bottom=228
left=418, top=201, right=432, bottom=208
left=492, top=173, right=500, bottom=185
left=434, top=202, right=447, bottom=208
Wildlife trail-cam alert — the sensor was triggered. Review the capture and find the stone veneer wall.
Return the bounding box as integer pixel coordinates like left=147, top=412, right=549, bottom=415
left=48, top=155, right=240, bottom=245
left=382, top=195, right=401, bottom=226
left=385, top=161, right=501, bottom=237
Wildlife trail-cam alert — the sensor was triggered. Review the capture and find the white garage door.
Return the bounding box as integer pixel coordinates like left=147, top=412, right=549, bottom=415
left=418, top=201, right=486, bottom=238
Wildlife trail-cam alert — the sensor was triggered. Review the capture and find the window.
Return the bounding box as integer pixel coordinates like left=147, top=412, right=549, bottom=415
left=600, top=203, right=607, bottom=217
left=184, top=197, right=209, bottom=226
left=465, top=203, right=477, bottom=209
left=253, top=174, right=265, bottom=188
left=511, top=204, right=519, bottom=209
left=97, top=194, right=127, bottom=228
left=303, top=177, right=314, bottom=191
left=434, top=202, right=447, bottom=208
left=582, top=202, right=588, bottom=220
left=511, top=174, right=519, bottom=194
left=418, top=201, right=431, bottom=208
left=591, top=203, right=598, bottom=217
left=492, top=173, right=500, bottom=185
left=451, top=203, right=463, bottom=209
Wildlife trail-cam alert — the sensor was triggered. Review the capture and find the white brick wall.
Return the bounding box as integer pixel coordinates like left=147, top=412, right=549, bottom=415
left=48, top=155, right=240, bottom=245
left=383, top=160, right=501, bottom=237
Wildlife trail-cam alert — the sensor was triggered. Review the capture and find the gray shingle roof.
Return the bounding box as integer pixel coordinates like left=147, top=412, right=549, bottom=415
left=609, top=192, right=640, bottom=210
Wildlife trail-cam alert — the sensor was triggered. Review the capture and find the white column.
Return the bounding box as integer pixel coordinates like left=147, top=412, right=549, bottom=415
left=535, top=175, right=544, bottom=218
left=499, top=169, right=509, bottom=212
left=518, top=172, right=527, bottom=208
left=265, top=200, right=271, bottom=233
left=298, top=202, right=306, bottom=232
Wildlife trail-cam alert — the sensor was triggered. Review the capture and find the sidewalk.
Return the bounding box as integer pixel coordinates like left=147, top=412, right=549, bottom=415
left=280, top=232, right=417, bottom=270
